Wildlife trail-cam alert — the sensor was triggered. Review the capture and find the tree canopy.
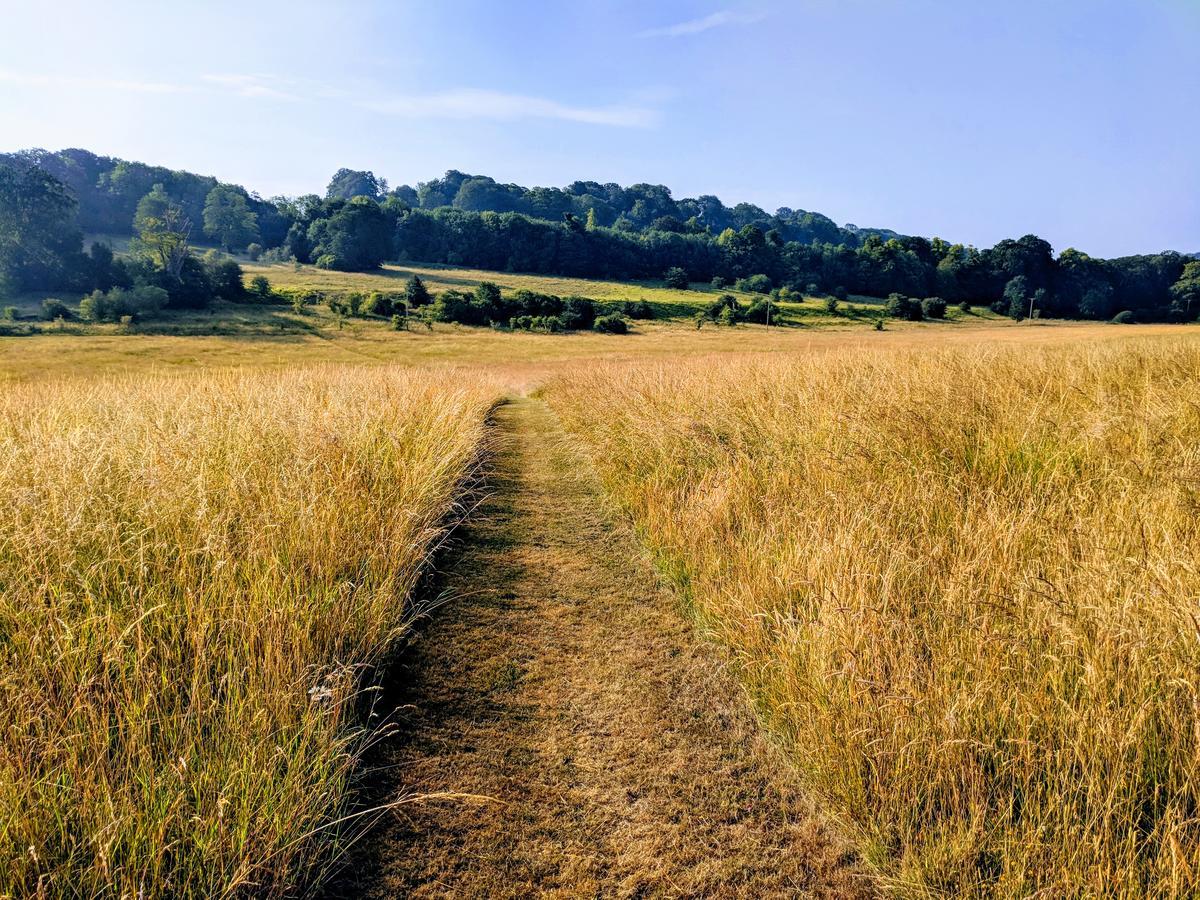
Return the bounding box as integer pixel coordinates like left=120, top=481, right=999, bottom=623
left=325, top=168, right=388, bottom=201
left=3, top=147, right=1196, bottom=324
left=0, top=159, right=81, bottom=293
left=203, top=185, right=259, bottom=251
left=134, top=184, right=192, bottom=277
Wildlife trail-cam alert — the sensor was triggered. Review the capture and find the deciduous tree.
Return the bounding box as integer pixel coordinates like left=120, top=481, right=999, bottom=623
left=203, top=185, right=259, bottom=252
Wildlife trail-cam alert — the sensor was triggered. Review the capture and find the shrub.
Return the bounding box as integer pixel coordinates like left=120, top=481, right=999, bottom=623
left=885, top=293, right=924, bottom=321
left=711, top=275, right=730, bottom=289
left=249, top=275, right=273, bottom=302
left=744, top=298, right=778, bottom=325
left=959, top=300, right=972, bottom=312
left=364, top=292, right=399, bottom=317
left=531, top=315, right=563, bottom=333
left=734, top=274, right=772, bottom=294
left=622, top=299, right=655, bottom=319
left=1111, top=310, right=1136, bottom=324
left=824, top=296, right=840, bottom=314
left=707, top=294, right=743, bottom=322
left=208, top=259, right=247, bottom=301
left=391, top=313, right=406, bottom=330
left=245, top=243, right=263, bottom=261
left=432, top=289, right=488, bottom=326
left=511, top=289, right=563, bottom=318
left=2, top=306, right=17, bottom=321
left=79, top=286, right=168, bottom=323
left=874, top=317, right=885, bottom=330
left=593, top=314, right=628, bottom=334
left=510, top=314, right=565, bottom=333
left=806, top=282, right=821, bottom=296
left=75, top=293, right=102, bottom=323
left=921, top=297, right=947, bottom=319
left=472, top=281, right=504, bottom=320
left=560, top=296, right=596, bottom=331
left=41, top=299, right=72, bottom=321
left=259, top=246, right=295, bottom=265
left=347, top=293, right=363, bottom=317
left=663, top=267, right=689, bottom=289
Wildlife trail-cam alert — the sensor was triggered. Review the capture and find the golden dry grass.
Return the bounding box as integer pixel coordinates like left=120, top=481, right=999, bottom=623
left=545, top=335, right=1200, bottom=896
left=241, top=260, right=710, bottom=307
left=340, top=397, right=867, bottom=898
left=0, top=366, right=498, bottom=897
left=1, top=314, right=1177, bottom=386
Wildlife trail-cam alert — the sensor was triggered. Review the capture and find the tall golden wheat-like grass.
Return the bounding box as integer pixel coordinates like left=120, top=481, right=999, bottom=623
left=547, top=337, right=1200, bottom=896
left=0, top=366, right=496, bottom=898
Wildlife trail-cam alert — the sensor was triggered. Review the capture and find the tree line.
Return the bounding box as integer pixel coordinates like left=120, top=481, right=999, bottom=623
left=2, top=148, right=1198, bottom=323
left=0, top=159, right=248, bottom=315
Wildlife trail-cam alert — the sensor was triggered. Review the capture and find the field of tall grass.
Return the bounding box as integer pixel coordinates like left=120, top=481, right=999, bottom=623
left=547, top=336, right=1200, bottom=895
left=0, top=367, right=497, bottom=897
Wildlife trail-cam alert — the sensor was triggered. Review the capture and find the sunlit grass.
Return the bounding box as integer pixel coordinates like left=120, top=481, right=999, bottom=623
left=547, top=336, right=1200, bottom=896
left=240, top=259, right=951, bottom=322
left=0, top=366, right=498, bottom=897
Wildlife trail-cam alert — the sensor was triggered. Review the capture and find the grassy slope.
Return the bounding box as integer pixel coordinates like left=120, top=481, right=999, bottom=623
left=241, top=259, right=1005, bottom=326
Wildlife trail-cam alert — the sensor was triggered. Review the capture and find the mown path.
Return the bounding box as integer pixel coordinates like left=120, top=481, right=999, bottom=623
left=335, top=396, right=869, bottom=898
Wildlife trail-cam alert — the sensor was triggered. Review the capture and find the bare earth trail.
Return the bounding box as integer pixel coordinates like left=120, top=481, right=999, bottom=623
left=337, top=396, right=869, bottom=898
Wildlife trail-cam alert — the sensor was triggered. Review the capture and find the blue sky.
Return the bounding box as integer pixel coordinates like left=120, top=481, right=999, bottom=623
left=0, top=0, right=1196, bottom=257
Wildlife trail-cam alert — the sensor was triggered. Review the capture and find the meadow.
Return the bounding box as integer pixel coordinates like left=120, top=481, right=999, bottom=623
left=546, top=336, right=1200, bottom=896
left=0, top=366, right=498, bottom=897
left=239, top=259, right=967, bottom=323
left=3, top=285, right=1197, bottom=896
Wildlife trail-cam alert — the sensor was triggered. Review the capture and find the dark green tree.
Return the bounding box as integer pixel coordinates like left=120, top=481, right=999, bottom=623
left=1170, top=260, right=1200, bottom=320
left=325, top=169, right=388, bottom=201
left=404, top=275, right=432, bottom=306
left=307, top=197, right=391, bottom=270
left=885, top=293, right=924, bottom=321
left=202, top=185, right=259, bottom=251
left=663, top=266, right=689, bottom=288
left=0, top=161, right=81, bottom=293
left=1002, top=275, right=1030, bottom=320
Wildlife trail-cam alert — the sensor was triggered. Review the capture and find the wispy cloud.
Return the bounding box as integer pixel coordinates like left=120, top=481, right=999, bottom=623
left=201, top=74, right=298, bottom=101
left=0, top=69, right=189, bottom=94
left=358, top=89, right=658, bottom=128
left=0, top=68, right=303, bottom=101
left=0, top=67, right=663, bottom=128
left=636, top=9, right=766, bottom=38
